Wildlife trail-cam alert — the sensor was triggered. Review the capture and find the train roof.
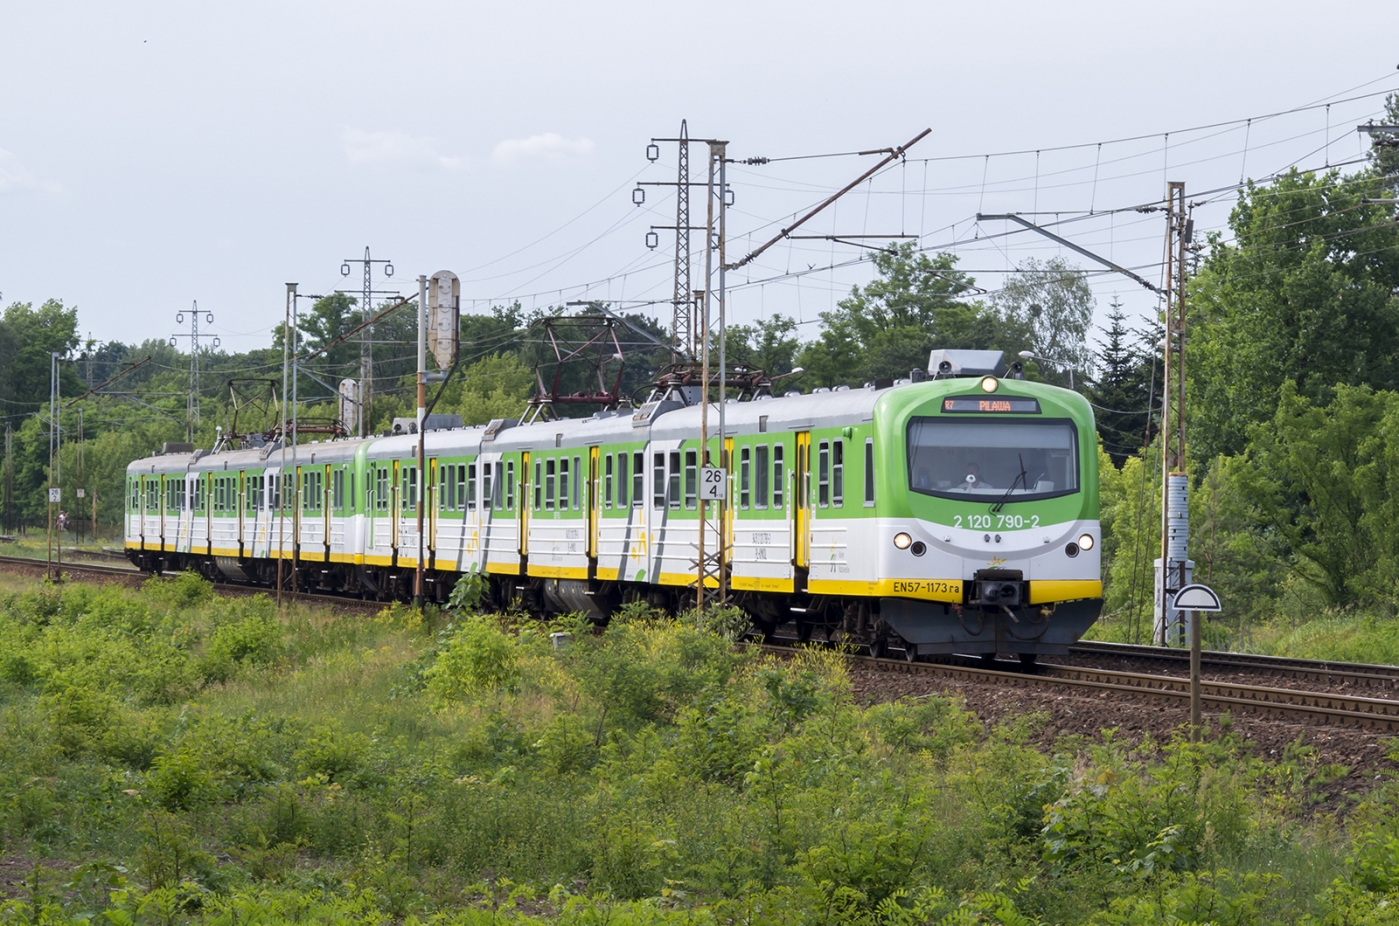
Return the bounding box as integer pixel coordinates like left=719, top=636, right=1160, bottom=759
left=125, top=375, right=1093, bottom=477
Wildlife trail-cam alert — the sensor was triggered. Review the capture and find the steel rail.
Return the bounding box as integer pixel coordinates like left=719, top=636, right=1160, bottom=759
left=1071, top=640, right=1399, bottom=688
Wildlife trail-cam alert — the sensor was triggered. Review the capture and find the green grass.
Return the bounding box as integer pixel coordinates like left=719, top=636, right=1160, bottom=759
left=1, top=574, right=1399, bottom=924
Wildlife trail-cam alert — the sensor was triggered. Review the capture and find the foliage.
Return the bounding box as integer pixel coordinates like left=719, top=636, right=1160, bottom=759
left=1089, top=301, right=1158, bottom=468
left=1188, top=166, right=1399, bottom=459
left=992, top=256, right=1096, bottom=385
left=797, top=244, right=1031, bottom=387
left=0, top=573, right=1395, bottom=924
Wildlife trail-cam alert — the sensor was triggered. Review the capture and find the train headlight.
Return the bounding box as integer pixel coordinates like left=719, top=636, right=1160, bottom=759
left=980, top=376, right=999, bottom=393
left=893, top=532, right=913, bottom=550
left=1078, top=533, right=1095, bottom=551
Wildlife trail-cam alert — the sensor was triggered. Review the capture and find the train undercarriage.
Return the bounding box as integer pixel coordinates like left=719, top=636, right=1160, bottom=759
left=129, top=547, right=1101, bottom=665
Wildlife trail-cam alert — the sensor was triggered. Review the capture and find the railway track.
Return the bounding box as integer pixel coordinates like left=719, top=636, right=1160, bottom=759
left=1069, top=640, right=1399, bottom=690
left=0, top=554, right=380, bottom=612
left=762, top=643, right=1399, bottom=733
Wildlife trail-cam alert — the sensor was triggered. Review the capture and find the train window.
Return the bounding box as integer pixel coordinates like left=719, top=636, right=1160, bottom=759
left=906, top=418, right=1079, bottom=500
left=755, top=445, right=769, bottom=509
left=605, top=454, right=614, bottom=508
left=740, top=447, right=751, bottom=510
left=442, top=465, right=453, bottom=511
left=653, top=453, right=665, bottom=509
left=375, top=466, right=389, bottom=511
left=773, top=445, right=785, bottom=509
left=684, top=450, right=697, bottom=510
left=574, top=456, right=581, bottom=511
left=483, top=463, right=495, bottom=511
left=617, top=453, right=628, bottom=507
left=667, top=452, right=681, bottom=509
left=534, top=461, right=543, bottom=510
left=196, top=477, right=207, bottom=512
left=832, top=441, right=844, bottom=508
left=466, top=464, right=476, bottom=511
left=547, top=459, right=558, bottom=510
left=268, top=474, right=278, bottom=511
left=560, top=458, right=570, bottom=509
left=817, top=441, right=830, bottom=508
left=633, top=451, right=644, bottom=508
left=505, top=461, right=514, bottom=510
left=348, top=472, right=354, bottom=512
left=333, top=470, right=343, bottom=511
left=864, top=439, right=875, bottom=506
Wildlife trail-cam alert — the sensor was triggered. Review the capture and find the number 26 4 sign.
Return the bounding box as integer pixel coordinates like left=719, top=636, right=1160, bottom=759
left=700, top=467, right=727, bottom=501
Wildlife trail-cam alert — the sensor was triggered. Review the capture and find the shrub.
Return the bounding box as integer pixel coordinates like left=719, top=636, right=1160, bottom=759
left=424, top=616, right=521, bottom=705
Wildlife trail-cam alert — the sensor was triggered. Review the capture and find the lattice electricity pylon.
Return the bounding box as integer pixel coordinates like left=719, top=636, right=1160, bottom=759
left=521, top=315, right=627, bottom=423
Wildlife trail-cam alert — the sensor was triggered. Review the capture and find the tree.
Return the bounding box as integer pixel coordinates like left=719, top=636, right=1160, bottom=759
left=991, top=257, right=1096, bottom=386
left=724, top=315, right=801, bottom=380
left=295, top=292, right=361, bottom=372
left=1188, top=167, right=1399, bottom=459
left=0, top=300, right=84, bottom=414
left=796, top=244, right=1012, bottom=387
left=1089, top=301, right=1155, bottom=467
left=1238, top=382, right=1399, bottom=610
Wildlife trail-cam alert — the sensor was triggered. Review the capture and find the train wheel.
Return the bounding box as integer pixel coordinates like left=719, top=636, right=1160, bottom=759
left=796, top=621, right=813, bottom=643
left=979, top=652, right=999, bottom=669
left=868, top=638, right=887, bottom=660
left=1019, top=653, right=1039, bottom=672
left=902, top=644, right=919, bottom=663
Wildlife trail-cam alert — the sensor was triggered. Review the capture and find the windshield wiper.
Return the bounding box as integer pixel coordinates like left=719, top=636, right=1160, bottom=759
left=991, top=454, right=1029, bottom=513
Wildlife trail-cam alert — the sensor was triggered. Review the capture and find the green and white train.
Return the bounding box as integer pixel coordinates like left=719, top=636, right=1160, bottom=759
left=125, top=350, right=1102, bottom=661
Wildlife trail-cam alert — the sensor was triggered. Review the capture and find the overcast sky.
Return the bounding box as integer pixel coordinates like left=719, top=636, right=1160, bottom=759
left=2, top=0, right=1396, bottom=358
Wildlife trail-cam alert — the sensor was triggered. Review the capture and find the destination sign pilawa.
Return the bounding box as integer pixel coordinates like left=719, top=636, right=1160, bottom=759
left=942, top=396, right=1041, bottom=414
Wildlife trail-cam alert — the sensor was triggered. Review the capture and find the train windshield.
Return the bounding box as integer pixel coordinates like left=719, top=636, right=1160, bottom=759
left=906, top=418, right=1079, bottom=501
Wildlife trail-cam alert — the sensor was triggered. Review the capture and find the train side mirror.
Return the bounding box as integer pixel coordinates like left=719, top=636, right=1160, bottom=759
left=1009, top=361, right=1025, bottom=380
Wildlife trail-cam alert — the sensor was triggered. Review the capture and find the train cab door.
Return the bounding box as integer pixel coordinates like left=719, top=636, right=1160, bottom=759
left=518, top=452, right=530, bottom=557
left=323, top=464, right=332, bottom=560
left=794, top=432, right=811, bottom=569
left=587, top=447, right=600, bottom=559
left=237, top=471, right=245, bottom=557
left=158, top=474, right=166, bottom=549
left=390, top=460, right=401, bottom=559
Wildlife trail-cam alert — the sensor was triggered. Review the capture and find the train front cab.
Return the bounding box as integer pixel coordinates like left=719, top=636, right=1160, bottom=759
left=872, top=376, right=1103, bottom=659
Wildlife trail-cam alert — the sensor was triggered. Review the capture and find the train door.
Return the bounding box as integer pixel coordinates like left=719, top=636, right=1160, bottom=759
left=721, top=437, right=734, bottom=568
left=323, top=464, right=332, bottom=560
left=428, top=457, right=437, bottom=568
left=204, top=473, right=213, bottom=557
left=587, top=447, right=600, bottom=558
left=794, top=432, right=810, bottom=569
left=158, top=474, right=167, bottom=549
left=390, top=460, right=400, bottom=559
left=518, top=452, right=530, bottom=557
left=237, top=471, right=245, bottom=556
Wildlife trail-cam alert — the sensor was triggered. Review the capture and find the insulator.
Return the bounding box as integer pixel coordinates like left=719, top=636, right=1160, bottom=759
left=205, top=313, right=214, bottom=324
left=169, top=337, right=177, bottom=347
left=724, top=185, right=734, bottom=206
left=632, top=186, right=645, bottom=206
left=341, top=263, right=351, bottom=276
left=646, top=143, right=659, bottom=162
left=384, top=263, right=394, bottom=278
left=645, top=230, right=659, bottom=250
left=212, top=336, right=221, bottom=349
left=176, top=312, right=184, bottom=324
